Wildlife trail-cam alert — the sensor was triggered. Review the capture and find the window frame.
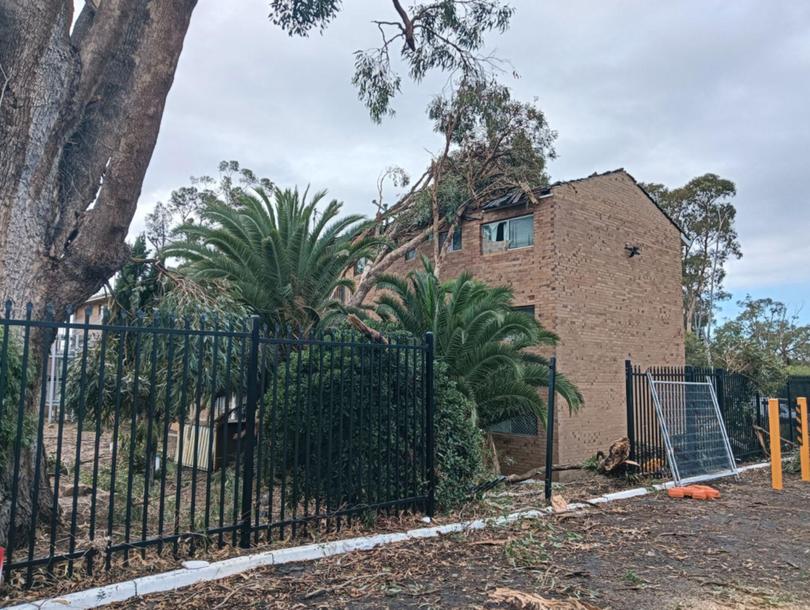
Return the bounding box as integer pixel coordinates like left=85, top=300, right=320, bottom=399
left=488, top=415, right=539, bottom=437
left=481, top=213, right=534, bottom=253
left=354, top=257, right=368, bottom=275
left=438, top=227, right=463, bottom=253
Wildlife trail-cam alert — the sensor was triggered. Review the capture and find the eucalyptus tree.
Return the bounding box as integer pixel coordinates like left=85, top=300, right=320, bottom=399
left=350, top=79, right=557, bottom=304
left=642, top=174, right=741, bottom=336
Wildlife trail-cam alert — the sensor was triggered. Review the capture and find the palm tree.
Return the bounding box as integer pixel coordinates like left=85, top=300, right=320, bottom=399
left=164, top=187, right=374, bottom=333
left=375, top=257, right=582, bottom=429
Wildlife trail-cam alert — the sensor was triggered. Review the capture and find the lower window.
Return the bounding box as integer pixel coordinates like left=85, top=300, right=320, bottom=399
left=488, top=415, right=538, bottom=436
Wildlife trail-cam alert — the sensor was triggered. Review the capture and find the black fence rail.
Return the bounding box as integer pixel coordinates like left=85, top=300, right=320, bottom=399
left=625, top=362, right=764, bottom=477
left=0, top=303, right=434, bottom=589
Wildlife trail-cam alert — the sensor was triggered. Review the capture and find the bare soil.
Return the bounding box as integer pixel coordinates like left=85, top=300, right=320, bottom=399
left=91, top=468, right=810, bottom=609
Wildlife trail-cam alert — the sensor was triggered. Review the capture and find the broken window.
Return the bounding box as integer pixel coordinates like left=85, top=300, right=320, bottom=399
left=482, top=214, right=534, bottom=253
left=438, top=227, right=463, bottom=252
left=354, top=257, right=368, bottom=275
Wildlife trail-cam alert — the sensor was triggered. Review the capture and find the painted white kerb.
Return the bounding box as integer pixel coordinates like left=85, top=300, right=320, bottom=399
left=5, top=461, right=770, bottom=610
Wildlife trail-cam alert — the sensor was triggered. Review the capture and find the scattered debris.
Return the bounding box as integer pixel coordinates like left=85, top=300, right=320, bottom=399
left=667, top=485, right=720, bottom=500
left=487, top=587, right=601, bottom=609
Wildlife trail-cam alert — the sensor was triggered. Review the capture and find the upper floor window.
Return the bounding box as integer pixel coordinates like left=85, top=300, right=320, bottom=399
left=439, top=227, right=463, bottom=252
left=481, top=214, right=533, bottom=254
left=354, top=257, right=368, bottom=275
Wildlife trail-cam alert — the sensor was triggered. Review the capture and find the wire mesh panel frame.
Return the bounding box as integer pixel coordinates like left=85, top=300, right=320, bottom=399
left=647, top=372, right=739, bottom=485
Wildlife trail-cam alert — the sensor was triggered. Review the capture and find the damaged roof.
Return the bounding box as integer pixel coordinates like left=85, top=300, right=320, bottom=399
left=480, top=169, right=686, bottom=236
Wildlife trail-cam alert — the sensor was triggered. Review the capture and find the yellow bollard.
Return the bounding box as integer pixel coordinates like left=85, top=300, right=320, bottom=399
left=798, top=397, right=810, bottom=482
left=768, top=399, right=782, bottom=490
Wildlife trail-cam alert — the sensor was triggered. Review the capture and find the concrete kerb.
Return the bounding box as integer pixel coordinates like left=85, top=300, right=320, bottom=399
left=6, top=461, right=770, bottom=610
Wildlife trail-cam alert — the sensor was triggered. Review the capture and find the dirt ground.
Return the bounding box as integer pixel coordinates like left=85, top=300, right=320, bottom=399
left=92, top=467, right=810, bottom=610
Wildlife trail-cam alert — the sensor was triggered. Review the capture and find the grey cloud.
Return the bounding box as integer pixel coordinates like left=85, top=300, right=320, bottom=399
left=116, top=0, right=808, bottom=317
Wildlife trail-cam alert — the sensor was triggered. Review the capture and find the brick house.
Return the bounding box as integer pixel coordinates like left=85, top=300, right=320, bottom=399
left=373, top=169, right=686, bottom=473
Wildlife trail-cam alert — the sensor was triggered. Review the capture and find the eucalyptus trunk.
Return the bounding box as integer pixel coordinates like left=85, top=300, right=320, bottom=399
left=0, top=0, right=196, bottom=549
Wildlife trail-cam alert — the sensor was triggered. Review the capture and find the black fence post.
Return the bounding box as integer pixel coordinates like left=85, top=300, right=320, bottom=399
left=625, top=359, right=636, bottom=462
left=786, top=378, right=795, bottom=443
left=544, top=357, right=557, bottom=503
left=239, top=315, right=261, bottom=548
left=715, top=368, right=726, bottom=415
left=424, top=332, right=436, bottom=518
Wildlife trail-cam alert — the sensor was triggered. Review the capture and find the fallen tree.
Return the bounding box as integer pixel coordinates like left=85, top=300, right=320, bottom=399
left=503, top=437, right=639, bottom=485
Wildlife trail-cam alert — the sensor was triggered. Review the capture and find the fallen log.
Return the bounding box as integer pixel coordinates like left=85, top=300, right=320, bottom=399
left=753, top=424, right=796, bottom=449
left=504, top=464, right=583, bottom=484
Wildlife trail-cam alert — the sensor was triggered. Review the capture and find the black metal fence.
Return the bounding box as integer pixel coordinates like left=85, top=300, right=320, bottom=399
left=783, top=376, right=810, bottom=444
left=0, top=303, right=434, bottom=588
left=625, top=362, right=763, bottom=477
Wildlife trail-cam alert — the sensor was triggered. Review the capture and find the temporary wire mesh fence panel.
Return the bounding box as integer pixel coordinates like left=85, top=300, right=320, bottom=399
left=0, top=303, right=434, bottom=589
left=626, top=363, right=763, bottom=477
left=647, top=375, right=738, bottom=485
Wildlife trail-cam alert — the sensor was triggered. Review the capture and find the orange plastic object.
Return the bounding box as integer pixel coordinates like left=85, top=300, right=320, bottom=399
left=667, top=484, right=720, bottom=500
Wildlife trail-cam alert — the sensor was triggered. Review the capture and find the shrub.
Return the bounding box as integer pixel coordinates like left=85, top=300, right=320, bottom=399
left=262, top=330, right=483, bottom=514
left=0, top=328, right=34, bottom=465
left=432, top=361, right=484, bottom=510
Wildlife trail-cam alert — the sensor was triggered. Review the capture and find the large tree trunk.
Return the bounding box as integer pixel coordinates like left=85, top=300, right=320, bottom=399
left=0, top=0, right=197, bottom=550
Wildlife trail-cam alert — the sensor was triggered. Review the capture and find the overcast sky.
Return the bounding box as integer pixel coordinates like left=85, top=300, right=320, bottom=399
left=124, top=1, right=809, bottom=324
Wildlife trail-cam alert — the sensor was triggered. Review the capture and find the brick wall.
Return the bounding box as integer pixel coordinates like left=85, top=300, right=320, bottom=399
left=366, top=170, right=684, bottom=473
left=550, top=172, right=685, bottom=466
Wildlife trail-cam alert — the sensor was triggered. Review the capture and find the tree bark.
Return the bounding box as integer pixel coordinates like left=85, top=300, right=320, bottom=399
left=0, top=0, right=197, bottom=550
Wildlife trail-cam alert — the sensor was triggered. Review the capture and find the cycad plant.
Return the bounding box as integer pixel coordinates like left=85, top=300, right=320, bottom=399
left=375, top=257, right=582, bottom=429
left=164, top=187, right=373, bottom=333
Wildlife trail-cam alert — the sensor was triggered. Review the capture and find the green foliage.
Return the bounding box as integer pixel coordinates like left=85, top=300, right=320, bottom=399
left=432, top=361, right=485, bottom=510
left=112, top=234, right=160, bottom=317
left=64, top=299, right=249, bottom=427
left=374, top=258, right=582, bottom=429
left=145, top=161, right=274, bottom=252
left=268, top=0, right=342, bottom=35
left=712, top=296, right=810, bottom=393
left=685, top=331, right=710, bottom=368
left=0, top=329, right=35, bottom=465
left=643, top=174, right=740, bottom=334
left=404, top=81, right=556, bottom=230
left=263, top=331, right=483, bottom=512
left=164, top=187, right=375, bottom=334
left=269, top=1, right=515, bottom=122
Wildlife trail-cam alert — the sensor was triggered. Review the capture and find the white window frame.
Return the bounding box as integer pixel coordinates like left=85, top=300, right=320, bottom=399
left=481, top=213, right=534, bottom=253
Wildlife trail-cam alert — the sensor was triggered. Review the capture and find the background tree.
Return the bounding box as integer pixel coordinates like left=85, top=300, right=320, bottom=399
left=713, top=296, right=810, bottom=392
left=0, top=1, right=514, bottom=545
left=643, top=174, right=741, bottom=341
left=110, top=234, right=160, bottom=317
left=145, top=161, right=274, bottom=253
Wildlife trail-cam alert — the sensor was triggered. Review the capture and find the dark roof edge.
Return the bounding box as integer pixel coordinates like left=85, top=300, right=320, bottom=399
left=549, top=168, right=687, bottom=237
